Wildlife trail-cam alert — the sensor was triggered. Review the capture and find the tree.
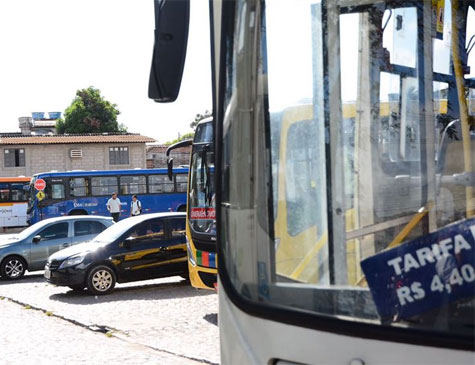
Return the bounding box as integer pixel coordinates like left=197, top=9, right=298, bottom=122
left=190, top=110, right=212, bottom=130
left=56, top=87, right=127, bottom=134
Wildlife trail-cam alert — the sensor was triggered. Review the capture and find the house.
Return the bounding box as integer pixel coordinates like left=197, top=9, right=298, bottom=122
left=146, top=144, right=191, bottom=169
left=20, top=112, right=59, bottom=135
left=0, top=115, right=155, bottom=177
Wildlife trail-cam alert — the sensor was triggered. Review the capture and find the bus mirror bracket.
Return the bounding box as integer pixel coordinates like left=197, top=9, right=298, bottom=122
left=167, top=158, right=174, bottom=181
left=148, top=0, right=190, bottom=102
left=165, top=139, right=193, bottom=181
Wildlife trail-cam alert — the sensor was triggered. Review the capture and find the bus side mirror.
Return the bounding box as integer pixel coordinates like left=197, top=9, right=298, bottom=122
left=148, top=0, right=190, bottom=102
left=167, top=158, right=174, bottom=181
left=32, top=235, right=41, bottom=243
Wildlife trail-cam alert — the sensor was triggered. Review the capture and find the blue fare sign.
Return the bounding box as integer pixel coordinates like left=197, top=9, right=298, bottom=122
left=360, top=218, right=475, bottom=320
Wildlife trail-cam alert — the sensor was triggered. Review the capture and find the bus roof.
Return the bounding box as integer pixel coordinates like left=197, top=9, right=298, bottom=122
left=32, top=168, right=188, bottom=179
left=0, top=177, right=31, bottom=183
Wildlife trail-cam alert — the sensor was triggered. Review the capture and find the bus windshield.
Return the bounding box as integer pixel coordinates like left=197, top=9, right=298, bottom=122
left=189, top=147, right=215, bottom=235
left=219, top=0, right=475, bottom=342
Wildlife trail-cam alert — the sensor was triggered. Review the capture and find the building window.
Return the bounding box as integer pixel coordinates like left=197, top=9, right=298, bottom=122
left=109, top=146, right=129, bottom=165
left=4, top=149, right=25, bottom=167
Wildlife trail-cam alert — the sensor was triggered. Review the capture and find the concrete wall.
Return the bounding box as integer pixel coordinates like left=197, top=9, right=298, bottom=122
left=0, top=143, right=146, bottom=177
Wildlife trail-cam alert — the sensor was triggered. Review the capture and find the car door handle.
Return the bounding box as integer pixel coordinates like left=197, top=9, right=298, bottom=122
left=62, top=243, right=70, bottom=248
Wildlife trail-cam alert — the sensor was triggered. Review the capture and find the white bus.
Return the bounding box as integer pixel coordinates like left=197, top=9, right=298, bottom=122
left=0, top=177, right=30, bottom=229
left=150, top=0, right=475, bottom=363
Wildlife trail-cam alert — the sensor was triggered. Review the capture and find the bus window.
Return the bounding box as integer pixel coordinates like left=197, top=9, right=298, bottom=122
left=50, top=184, right=65, bottom=200
left=10, top=183, right=27, bottom=201
left=70, top=178, right=89, bottom=197
left=148, top=175, right=174, bottom=193
left=120, top=175, right=146, bottom=195
left=0, top=183, right=9, bottom=201
left=285, top=120, right=319, bottom=237
left=175, top=174, right=188, bottom=192
left=432, top=0, right=453, bottom=74
left=91, top=176, right=118, bottom=196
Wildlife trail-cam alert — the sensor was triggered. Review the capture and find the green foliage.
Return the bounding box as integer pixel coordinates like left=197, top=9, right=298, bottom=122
left=164, top=132, right=195, bottom=146
left=56, top=87, right=126, bottom=134
left=190, top=110, right=212, bottom=130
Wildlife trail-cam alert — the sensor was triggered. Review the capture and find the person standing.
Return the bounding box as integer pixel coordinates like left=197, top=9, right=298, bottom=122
left=107, top=192, right=121, bottom=222
left=130, top=195, right=142, bottom=217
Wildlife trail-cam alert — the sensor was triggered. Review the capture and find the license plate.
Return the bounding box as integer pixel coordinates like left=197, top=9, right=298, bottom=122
left=44, top=268, right=51, bottom=279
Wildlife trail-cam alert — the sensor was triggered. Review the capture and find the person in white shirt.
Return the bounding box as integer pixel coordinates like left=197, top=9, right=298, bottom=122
left=130, top=195, right=142, bottom=217
left=106, top=192, right=121, bottom=222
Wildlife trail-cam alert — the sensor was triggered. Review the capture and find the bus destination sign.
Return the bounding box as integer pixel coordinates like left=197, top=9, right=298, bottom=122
left=361, top=218, right=475, bottom=321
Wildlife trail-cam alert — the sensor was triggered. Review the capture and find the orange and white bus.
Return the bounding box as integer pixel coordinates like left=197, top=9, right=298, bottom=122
left=0, top=177, right=30, bottom=229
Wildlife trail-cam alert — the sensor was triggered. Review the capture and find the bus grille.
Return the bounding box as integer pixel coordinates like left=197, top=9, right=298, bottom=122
left=192, top=237, right=217, bottom=253
left=198, top=271, right=217, bottom=289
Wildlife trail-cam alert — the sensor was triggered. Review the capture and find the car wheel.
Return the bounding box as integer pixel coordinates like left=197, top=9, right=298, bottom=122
left=68, top=285, right=85, bottom=291
left=86, top=265, right=116, bottom=295
left=1, top=256, right=27, bottom=280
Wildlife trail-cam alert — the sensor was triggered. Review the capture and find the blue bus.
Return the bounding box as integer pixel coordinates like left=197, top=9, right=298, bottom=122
left=27, top=168, right=188, bottom=225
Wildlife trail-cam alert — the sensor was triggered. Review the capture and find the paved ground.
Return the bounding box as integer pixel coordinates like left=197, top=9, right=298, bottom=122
left=0, top=297, right=203, bottom=364
left=0, top=273, right=219, bottom=364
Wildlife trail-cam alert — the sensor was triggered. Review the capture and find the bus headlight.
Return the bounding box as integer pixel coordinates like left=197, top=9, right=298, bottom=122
left=186, top=236, right=196, bottom=266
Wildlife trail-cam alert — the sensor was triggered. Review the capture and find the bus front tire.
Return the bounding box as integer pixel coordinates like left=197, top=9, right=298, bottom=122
left=1, top=256, right=27, bottom=280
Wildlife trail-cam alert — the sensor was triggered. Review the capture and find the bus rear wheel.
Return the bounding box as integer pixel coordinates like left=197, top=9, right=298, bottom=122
left=69, top=210, right=87, bottom=216
left=177, top=205, right=186, bottom=212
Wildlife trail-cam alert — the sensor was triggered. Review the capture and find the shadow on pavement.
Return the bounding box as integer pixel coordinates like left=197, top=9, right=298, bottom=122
left=0, top=273, right=45, bottom=286
left=49, top=278, right=216, bottom=304
left=203, top=313, right=218, bottom=326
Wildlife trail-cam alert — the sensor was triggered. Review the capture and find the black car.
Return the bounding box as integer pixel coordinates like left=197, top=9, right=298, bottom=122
left=45, top=212, right=188, bottom=295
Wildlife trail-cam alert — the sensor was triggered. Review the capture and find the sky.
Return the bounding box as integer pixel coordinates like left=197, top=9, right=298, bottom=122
left=0, top=1, right=473, bottom=143
left=0, top=0, right=212, bottom=144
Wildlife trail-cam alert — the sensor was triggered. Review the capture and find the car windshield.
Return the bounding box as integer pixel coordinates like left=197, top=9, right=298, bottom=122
left=92, top=217, right=141, bottom=243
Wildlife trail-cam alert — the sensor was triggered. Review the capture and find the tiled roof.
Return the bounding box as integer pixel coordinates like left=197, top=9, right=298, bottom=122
left=0, top=133, right=155, bottom=145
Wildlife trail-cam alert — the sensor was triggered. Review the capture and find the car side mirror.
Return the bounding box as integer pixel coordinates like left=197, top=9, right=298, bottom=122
left=32, top=235, right=41, bottom=243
